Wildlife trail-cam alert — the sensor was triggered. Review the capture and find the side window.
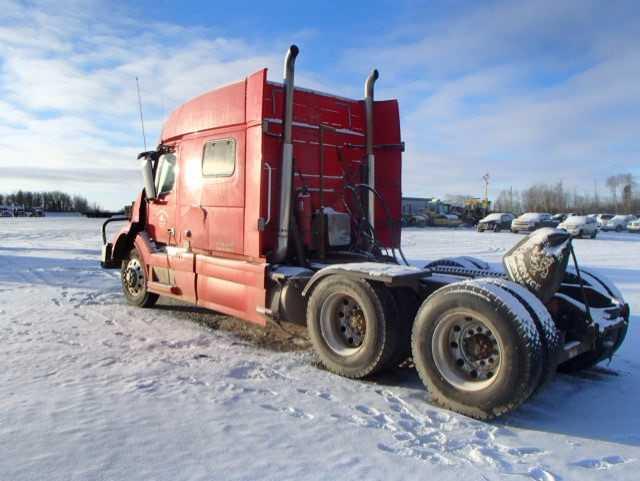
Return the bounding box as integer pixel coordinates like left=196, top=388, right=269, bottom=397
left=202, top=138, right=236, bottom=177
left=155, top=153, right=177, bottom=195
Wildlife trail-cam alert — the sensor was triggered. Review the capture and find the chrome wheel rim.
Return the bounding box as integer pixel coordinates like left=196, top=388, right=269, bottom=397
left=319, top=293, right=367, bottom=356
left=432, top=309, right=502, bottom=391
left=124, top=258, right=144, bottom=297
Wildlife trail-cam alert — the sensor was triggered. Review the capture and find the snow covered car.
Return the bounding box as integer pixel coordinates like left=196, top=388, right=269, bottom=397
left=596, top=213, right=615, bottom=228
left=432, top=213, right=463, bottom=227
left=477, top=213, right=514, bottom=232
left=558, top=215, right=598, bottom=239
left=511, top=213, right=557, bottom=233
left=552, top=213, right=575, bottom=223
left=600, top=214, right=636, bottom=232
left=627, top=218, right=640, bottom=233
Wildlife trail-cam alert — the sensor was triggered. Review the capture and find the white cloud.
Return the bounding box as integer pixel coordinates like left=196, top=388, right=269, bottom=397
left=0, top=0, right=289, bottom=208
left=342, top=0, right=640, bottom=199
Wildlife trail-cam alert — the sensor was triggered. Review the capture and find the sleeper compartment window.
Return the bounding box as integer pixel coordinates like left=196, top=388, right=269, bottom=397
left=202, top=139, right=236, bottom=177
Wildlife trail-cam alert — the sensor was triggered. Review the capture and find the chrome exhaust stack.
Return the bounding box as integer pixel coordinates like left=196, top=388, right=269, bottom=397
left=274, top=44, right=299, bottom=263
left=364, top=69, right=379, bottom=230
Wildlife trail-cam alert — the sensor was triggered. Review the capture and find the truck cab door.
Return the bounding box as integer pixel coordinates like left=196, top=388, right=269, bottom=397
left=147, top=152, right=178, bottom=245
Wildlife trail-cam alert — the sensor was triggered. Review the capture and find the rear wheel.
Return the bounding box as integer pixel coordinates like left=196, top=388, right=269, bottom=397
left=591, top=230, right=597, bottom=239
left=411, top=282, right=543, bottom=419
left=307, top=276, right=397, bottom=379
left=477, top=278, right=562, bottom=390
left=121, top=248, right=159, bottom=308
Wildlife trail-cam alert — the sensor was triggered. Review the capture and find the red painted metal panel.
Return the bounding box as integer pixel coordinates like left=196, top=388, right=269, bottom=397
left=196, top=255, right=267, bottom=325
left=244, top=69, right=267, bottom=259
left=373, top=99, right=402, bottom=247
left=161, top=80, right=246, bottom=142
left=259, top=81, right=401, bottom=254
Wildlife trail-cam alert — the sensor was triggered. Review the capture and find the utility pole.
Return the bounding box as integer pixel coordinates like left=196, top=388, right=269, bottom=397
left=482, top=173, right=490, bottom=213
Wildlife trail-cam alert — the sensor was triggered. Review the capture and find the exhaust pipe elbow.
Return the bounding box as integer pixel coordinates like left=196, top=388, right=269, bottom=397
left=364, top=69, right=378, bottom=156
left=283, top=44, right=299, bottom=78
left=282, top=45, right=299, bottom=144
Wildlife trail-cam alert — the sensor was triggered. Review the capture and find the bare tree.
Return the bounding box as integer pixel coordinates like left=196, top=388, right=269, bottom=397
left=606, top=176, right=618, bottom=212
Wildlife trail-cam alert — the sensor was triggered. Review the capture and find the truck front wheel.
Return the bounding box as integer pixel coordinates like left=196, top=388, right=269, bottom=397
left=411, top=282, right=543, bottom=419
left=121, top=248, right=159, bottom=308
left=306, top=276, right=397, bottom=379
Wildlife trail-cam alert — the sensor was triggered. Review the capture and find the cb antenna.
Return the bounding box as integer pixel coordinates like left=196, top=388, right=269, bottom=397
left=136, top=76, right=147, bottom=151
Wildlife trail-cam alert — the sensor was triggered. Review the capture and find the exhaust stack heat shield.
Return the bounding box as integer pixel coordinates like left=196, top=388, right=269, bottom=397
left=503, top=228, right=572, bottom=303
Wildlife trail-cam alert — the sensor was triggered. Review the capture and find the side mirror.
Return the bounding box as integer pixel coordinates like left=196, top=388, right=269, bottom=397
left=140, top=155, right=157, bottom=200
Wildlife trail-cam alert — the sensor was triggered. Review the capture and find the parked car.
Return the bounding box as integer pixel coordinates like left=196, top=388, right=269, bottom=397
left=628, top=218, right=640, bottom=233
left=510, top=212, right=557, bottom=233
left=552, top=213, right=576, bottom=223
left=558, top=215, right=598, bottom=239
left=600, top=214, right=636, bottom=232
left=30, top=208, right=45, bottom=217
left=432, top=213, right=463, bottom=227
left=596, top=213, right=615, bottom=228
left=477, top=212, right=514, bottom=232
left=0, top=207, right=12, bottom=217
left=402, top=213, right=429, bottom=227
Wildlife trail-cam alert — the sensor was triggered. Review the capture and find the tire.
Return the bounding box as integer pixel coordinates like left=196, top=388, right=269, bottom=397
left=616, top=225, right=622, bottom=232
left=494, top=225, right=501, bottom=233
left=411, top=281, right=543, bottom=419
left=476, top=278, right=562, bottom=390
left=306, top=276, right=398, bottom=379
left=121, top=248, right=159, bottom=308
left=591, top=230, right=597, bottom=239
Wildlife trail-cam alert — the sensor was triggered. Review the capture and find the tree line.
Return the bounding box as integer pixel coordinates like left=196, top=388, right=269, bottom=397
left=493, top=173, right=639, bottom=215
left=0, top=190, right=98, bottom=213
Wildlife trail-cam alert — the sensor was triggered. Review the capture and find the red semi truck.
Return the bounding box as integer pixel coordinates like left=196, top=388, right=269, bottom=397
left=102, top=45, right=629, bottom=419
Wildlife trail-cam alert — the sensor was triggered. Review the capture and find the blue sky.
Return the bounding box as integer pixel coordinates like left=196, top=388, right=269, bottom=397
left=1, top=0, right=638, bottom=209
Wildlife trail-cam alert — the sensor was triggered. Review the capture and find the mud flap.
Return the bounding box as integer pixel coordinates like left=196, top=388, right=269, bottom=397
left=100, top=243, right=119, bottom=269
left=502, top=228, right=571, bottom=303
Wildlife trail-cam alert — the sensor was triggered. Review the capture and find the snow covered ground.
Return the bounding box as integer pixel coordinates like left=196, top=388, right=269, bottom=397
left=1, top=218, right=639, bottom=481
